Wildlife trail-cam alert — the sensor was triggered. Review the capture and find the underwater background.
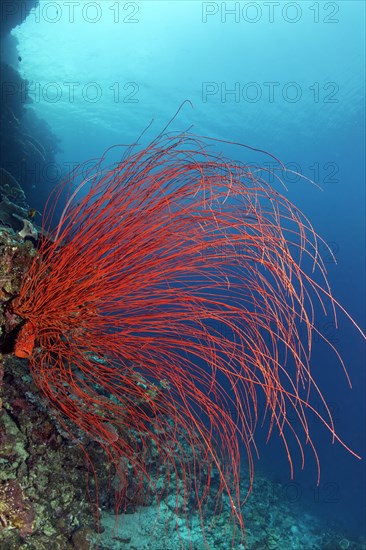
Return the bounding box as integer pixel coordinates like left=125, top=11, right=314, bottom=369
left=1, top=0, right=365, bottom=548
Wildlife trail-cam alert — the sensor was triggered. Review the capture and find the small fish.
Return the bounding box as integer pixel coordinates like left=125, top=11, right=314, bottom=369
left=18, top=56, right=22, bottom=62
left=28, top=208, right=41, bottom=219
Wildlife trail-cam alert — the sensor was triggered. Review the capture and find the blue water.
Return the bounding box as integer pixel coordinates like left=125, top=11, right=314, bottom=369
left=12, top=0, right=365, bottom=541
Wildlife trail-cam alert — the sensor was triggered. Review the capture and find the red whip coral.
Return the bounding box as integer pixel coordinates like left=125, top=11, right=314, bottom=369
left=10, top=132, right=364, bottom=540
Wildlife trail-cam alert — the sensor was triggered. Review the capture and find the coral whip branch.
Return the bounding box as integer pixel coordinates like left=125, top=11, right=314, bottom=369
left=11, top=133, right=363, bottom=540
